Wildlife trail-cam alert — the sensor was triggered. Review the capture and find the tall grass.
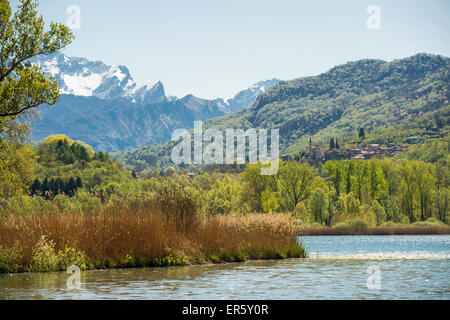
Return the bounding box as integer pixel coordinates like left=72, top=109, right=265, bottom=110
left=0, top=200, right=305, bottom=273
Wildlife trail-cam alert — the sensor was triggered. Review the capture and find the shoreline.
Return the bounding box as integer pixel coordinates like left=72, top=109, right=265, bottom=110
left=0, top=245, right=307, bottom=275
left=297, top=226, right=450, bottom=236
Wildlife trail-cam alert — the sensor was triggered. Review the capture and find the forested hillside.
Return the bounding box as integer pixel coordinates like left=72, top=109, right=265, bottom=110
left=114, top=54, right=449, bottom=170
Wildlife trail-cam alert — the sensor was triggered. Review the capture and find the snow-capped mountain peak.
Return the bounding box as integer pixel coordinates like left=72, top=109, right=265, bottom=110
left=29, top=53, right=283, bottom=152
left=33, top=52, right=165, bottom=103
left=33, top=52, right=280, bottom=113
left=225, top=78, right=281, bottom=113
left=133, top=81, right=168, bottom=105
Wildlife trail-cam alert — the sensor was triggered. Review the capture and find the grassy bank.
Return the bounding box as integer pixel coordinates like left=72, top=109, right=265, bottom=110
left=297, top=226, right=450, bottom=236
left=0, top=202, right=305, bottom=274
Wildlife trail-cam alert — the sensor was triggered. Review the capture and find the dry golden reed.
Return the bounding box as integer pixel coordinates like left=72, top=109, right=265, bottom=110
left=0, top=200, right=304, bottom=270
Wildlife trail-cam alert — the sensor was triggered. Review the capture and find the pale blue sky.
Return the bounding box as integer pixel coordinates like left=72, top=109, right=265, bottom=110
left=11, top=0, right=450, bottom=99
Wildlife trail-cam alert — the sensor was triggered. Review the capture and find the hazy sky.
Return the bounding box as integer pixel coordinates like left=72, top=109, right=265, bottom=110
left=12, top=0, right=450, bottom=99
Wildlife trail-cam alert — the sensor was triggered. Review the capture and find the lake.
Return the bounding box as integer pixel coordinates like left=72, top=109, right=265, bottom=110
left=1, top=235, right=449, bottom=299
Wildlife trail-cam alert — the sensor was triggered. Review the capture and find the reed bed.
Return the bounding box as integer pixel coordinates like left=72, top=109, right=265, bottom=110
left=298, top=226, right=450, bottom=236
left=0, top=202, right=305, bottom=273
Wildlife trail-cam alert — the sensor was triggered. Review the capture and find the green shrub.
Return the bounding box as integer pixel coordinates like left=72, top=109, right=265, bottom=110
left=307, top=222, right=324, bottom=228
left=333, top=219, right=368, bottom=230
left=151, top=255, right=187, bottom=267
left=234, top=251, right=249, bottom=262
left=348, top=219, right=369, bottom=230
left=219, top=252, right=235, bottom=262
left=411, top=218, right=447, bottom=227
left=0, top=244, right=22, bottom=273
left=29, top=236, right=59, bottom=272
left=332, top=221, right=351, bottom=229
left=58, top=246, right=90, bottom=271
left=379, top=221, right=402, bottom=227
left=120, top=254, right=145, bottom=268
left=425, top=217, right=446, bottom=225
left=285, top=244, right=307, bottom=258
left=400, top=215, right=410, bottom=225
left=206, top=254, right=221, bottom=263
left=93, top=259, right=118, bottom=269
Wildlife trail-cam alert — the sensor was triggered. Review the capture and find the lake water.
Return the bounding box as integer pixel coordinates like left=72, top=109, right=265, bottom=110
left=1, top=235, right=449, bottom=299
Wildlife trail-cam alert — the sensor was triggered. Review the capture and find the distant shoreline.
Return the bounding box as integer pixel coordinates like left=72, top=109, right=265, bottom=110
left=297, top=226, right=450, bottom=236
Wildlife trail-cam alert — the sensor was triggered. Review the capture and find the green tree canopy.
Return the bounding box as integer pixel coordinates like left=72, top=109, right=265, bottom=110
left=277, top=161, right=316, bottom=211
left=359, top=128, right=365, bottom=140
left=0, top=0, right=73, bottom=139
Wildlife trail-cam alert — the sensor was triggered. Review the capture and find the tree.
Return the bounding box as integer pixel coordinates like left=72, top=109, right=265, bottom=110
left=433, top=164, right=449, bottom=223
left=240, top=162, right=277, bottom=212
left=372, top=200, right=386, bottom=226
left=93, top=151, right=110, bottom=162
left=410, top=161, right=434, bottom=221
left=359, top=128, right=365, bottom=140
left=433, top=188, right=449, bottom=223
left=277, top=161, right=316, bottom=211
left=329, top=138, right=335, bottom=149
left=399, top=161, right=417, bottom=223
left=59, top=148, right=76, bottom=164
left=261, top=190, right=283, bottom=213
left=308, top=188, right=329, bottom=225
left=334, top=192, right=360, bottom=223
left=70, top=143, right=90, bottom=161
left=66, top=177, right=76, bottom=196
left=379, top=192, right=401, bottom=222
left=29, top=177, right=41, bottom=196
left=41, top=177, right=49, bottom=199
left=368, top=160, right=385, bottom=201
left=324, top=160, right=344, bottom=196
left=379, top=159, right=401, bottom=195
left=76, top=176, right=83, bottom=189
left=0, top=141, right=36, bottom=197
left=203, top=176, right=241, bottom=214
left=345, top=160, right=354, bottom=194
left=294, top=201, right=309, bottom=222
left=0, top=0, right=73, bottom=136
left=48, top=178, right=57, bottom=195
left=55, top=177, right=64, bottom=194
left=353, top=161, right=368, bottom=202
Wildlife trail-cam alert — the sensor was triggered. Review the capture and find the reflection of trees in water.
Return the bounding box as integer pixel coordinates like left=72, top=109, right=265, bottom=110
left=0, top=271, right=68, bottom=296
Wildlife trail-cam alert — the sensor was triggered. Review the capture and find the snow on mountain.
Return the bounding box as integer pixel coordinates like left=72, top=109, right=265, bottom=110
left=60, top=72, right=103, bottom=96
left=133, top=81, right=168, bottom=105
left=34, top=52, right=280, bottom=112
left=30, top=52, right=282, bottom=151
left=33, top=52, right=164, bottom=103
left=226, top=78, right=281, bottom=113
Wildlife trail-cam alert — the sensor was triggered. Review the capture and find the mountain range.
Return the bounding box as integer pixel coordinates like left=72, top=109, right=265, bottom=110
left=30, top=52, right=280, bottom=151
left=113, top=53, right=449, bottom=170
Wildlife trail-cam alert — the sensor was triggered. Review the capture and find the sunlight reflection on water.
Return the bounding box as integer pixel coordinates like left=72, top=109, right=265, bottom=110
left=1, top=235, right=449, bottom=299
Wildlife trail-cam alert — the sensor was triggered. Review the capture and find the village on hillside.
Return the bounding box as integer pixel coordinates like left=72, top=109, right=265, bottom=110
left=294, top=129, right=449, bottom=163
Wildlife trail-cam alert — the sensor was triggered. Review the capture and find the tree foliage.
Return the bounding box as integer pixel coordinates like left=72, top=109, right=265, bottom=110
left=0, top=0, right=73, bottom=137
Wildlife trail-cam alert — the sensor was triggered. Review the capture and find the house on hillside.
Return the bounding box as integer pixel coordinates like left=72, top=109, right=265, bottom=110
left=405, top=136, right=421, bottom=144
